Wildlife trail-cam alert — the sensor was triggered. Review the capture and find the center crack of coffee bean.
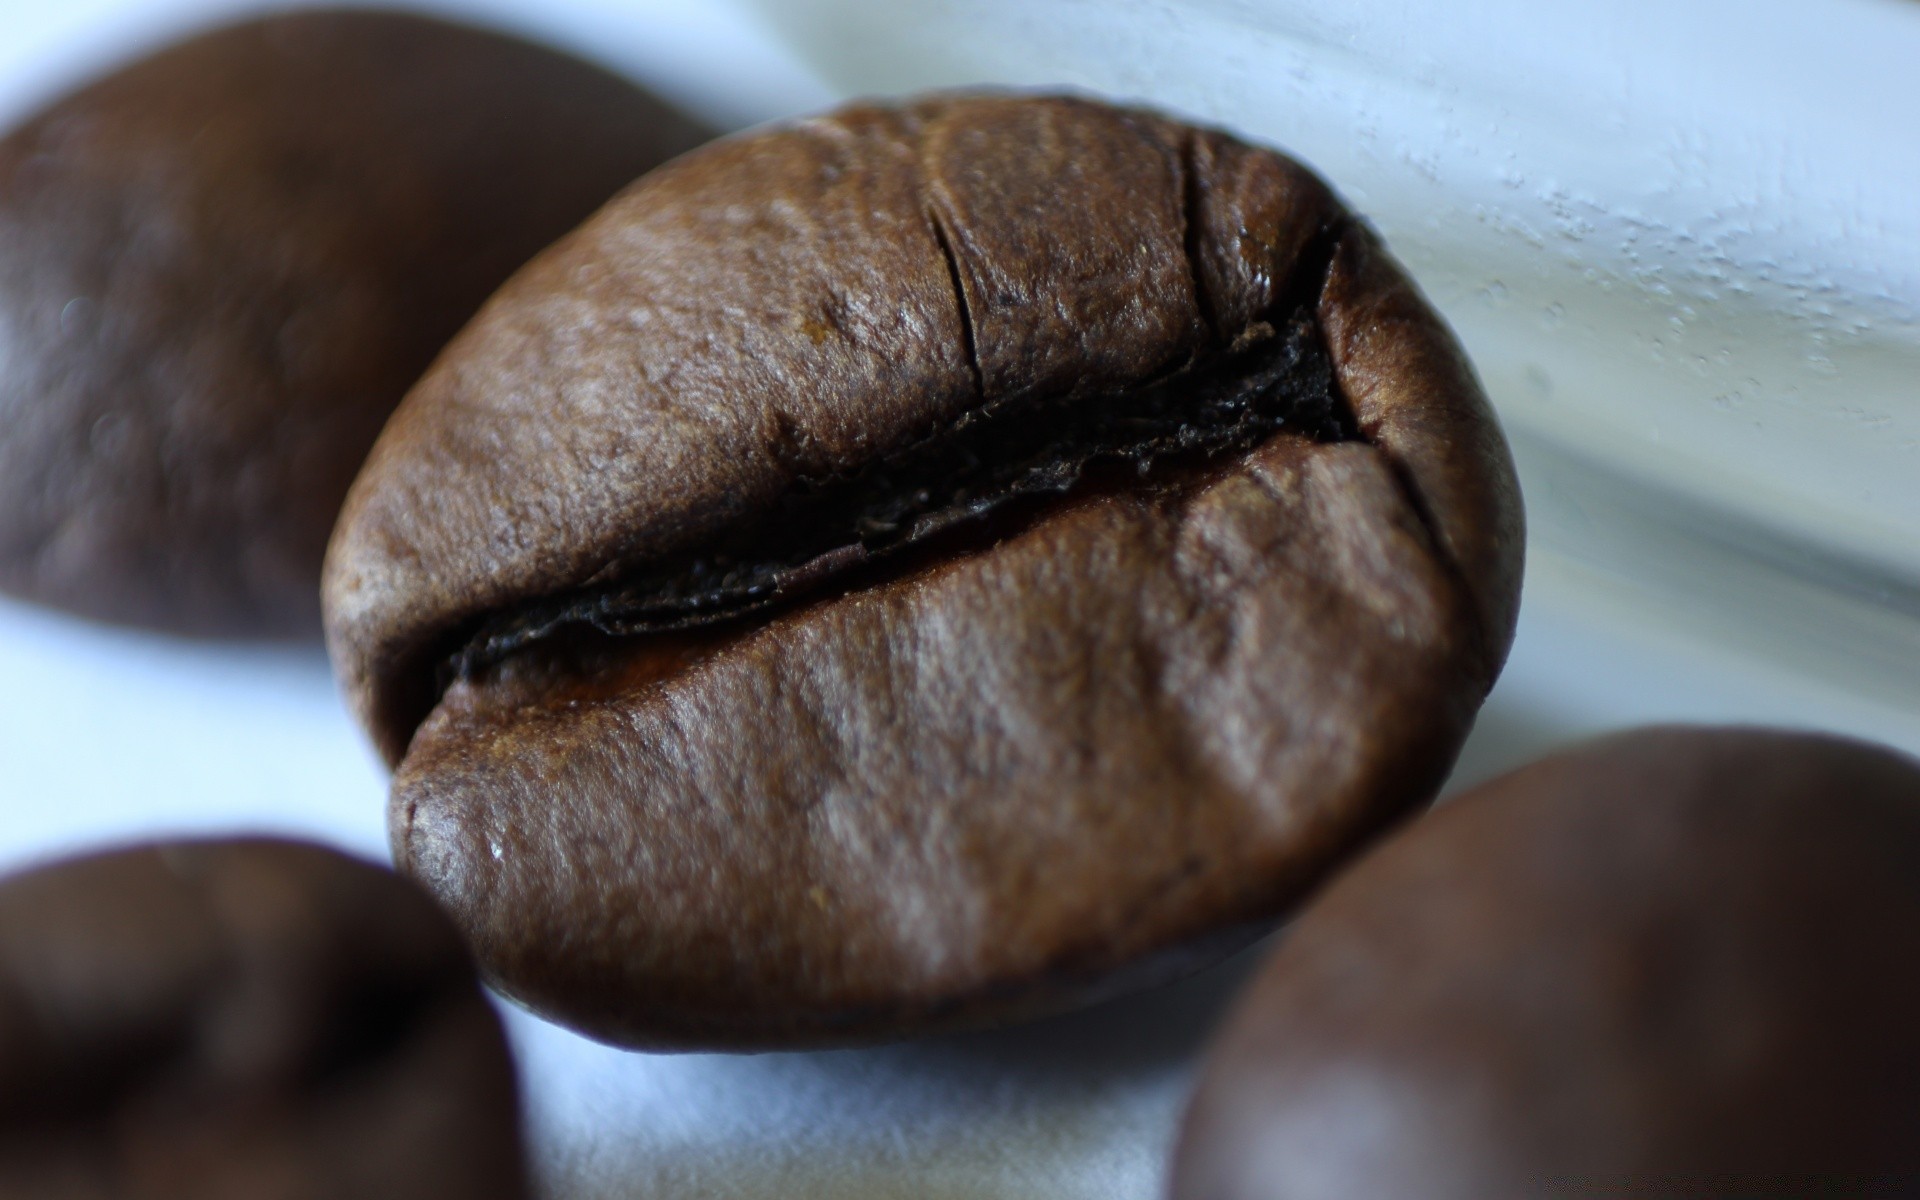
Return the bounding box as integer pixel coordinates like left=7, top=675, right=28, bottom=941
left=443, top=304, right=1358, bottom=689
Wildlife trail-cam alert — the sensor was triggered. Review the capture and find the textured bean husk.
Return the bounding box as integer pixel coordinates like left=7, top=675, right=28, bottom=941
left=0, top=839, right=527, bottom=1199
left=324, top=93, right=1525, bottom=1048
left=0, top=10, right=707, bottom=636
left=1175, top=727, right=1920, bottom=1198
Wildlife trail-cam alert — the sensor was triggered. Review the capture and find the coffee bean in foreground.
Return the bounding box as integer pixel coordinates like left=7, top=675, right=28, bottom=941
left=1174, top=726, right=1920, bottom=1199
left=0, top=839, right=526, bottom=1199
left=0, top=10, right=707, bottom=637
left=324, top=93, right=1525, bottom=1049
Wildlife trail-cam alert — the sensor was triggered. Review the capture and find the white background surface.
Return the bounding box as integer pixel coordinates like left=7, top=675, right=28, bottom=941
left=762, top=0, right=1920, bottom=580
left=1, top=2, right=1917, bottom=1197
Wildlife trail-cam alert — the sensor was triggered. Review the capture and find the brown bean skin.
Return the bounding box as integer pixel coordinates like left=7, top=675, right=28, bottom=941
left=325, top=93, right=1524, bottom=1049
left=0, top=10, right=708, bottom=636
left=0, top=839, right=527, bottom=1200
left=1174, top=726, right=1920, bottom=1199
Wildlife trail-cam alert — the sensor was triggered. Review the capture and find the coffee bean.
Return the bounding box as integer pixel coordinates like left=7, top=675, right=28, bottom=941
left=0, top=839, right=526, bottom=1199
left=324, top=93, right=1524, bottom=1048
left=0, top=10, right=707, bottom=636
left=1173, top=726, right=1920, bottom=1198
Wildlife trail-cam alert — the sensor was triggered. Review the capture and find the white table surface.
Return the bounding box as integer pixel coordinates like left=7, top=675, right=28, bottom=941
left=1, top=2, right=1916, bottom=1198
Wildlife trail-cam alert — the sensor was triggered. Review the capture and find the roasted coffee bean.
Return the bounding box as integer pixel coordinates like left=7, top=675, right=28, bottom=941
left=0, top=10, right=707, bottom=637
left=1173, top=726, right=1920, bottom=1199
left=0, top=838, right=526, bottom=1199
left=324, top=93, right=1525, bottom=1049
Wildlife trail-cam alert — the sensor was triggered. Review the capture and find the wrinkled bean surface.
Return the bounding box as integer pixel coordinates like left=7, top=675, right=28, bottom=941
left=325, top=93, right=1525, bottom=1048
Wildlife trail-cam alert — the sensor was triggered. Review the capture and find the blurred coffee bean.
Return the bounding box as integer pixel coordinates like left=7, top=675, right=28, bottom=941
left=1174, top=726, right=1920, bottom=1199
left=0, top=10, right=708, bottom=635
left=0, top=838, right=526, bottom=1199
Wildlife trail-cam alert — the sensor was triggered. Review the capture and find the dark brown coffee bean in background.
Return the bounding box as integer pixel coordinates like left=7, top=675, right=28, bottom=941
left=1174, top=726, right=1920, bottom=1200
left=0, top=838, right=527, bottom=1200
left=325, top=93, right=1525, bottom=1049
left=0, top=10, right=708, bottom=637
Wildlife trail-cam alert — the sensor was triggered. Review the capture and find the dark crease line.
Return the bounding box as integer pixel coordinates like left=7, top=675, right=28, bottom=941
left=1287, top=220, right=1351, bottom=336
left=400, top=797, right=419, bottom=873
left=1376, top=426, right=1492, bottom=694
left=1180, top=131, right=1218, bottom=340
left=440, top=307, right=1350, bottom=687
left=1287, top=219, right=1362, bottom=442
left=928, top=207, right=986, bottom=404
left=429, top=214, right=1369, bottom=705
left=1302, top=221, right=1490, bottom=686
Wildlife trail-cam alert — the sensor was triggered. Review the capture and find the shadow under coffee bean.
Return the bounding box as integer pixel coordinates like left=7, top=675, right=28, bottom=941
left=324, top=92, right=1526, bottom=1049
